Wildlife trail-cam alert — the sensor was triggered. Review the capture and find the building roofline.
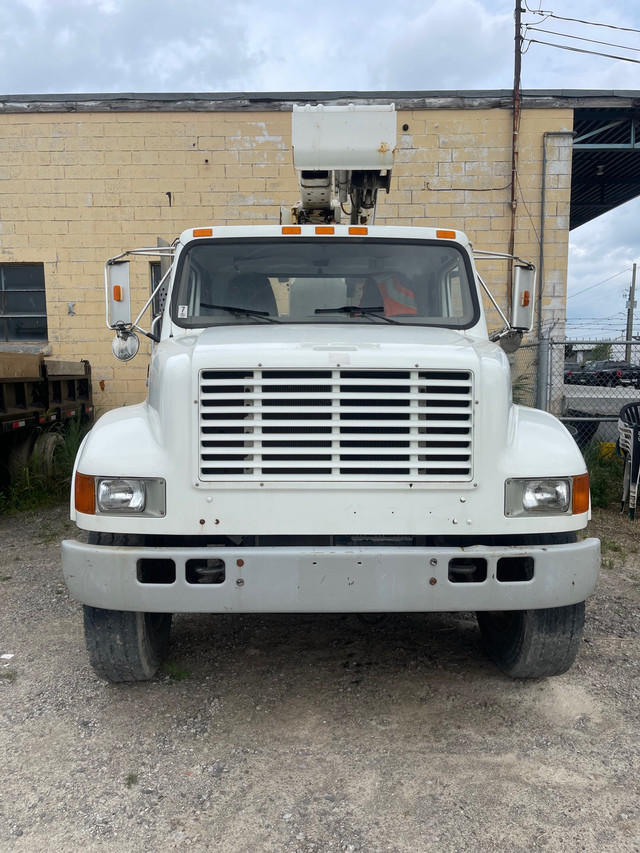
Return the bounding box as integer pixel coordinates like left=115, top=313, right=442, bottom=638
left=1, top=89, right=639, bottom=113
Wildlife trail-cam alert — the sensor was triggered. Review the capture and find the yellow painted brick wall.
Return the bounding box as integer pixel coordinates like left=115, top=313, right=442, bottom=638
left=0, top=105, right=573, bottom=410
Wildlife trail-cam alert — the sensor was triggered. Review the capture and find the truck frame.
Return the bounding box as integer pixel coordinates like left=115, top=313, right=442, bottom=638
left=0, top=353, right=92, bottom=487
left=62, top=105, right=599, bottom=682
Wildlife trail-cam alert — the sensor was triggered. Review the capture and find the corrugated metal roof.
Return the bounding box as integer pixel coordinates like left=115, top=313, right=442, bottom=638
left=571, top=107, right=640, bottom=229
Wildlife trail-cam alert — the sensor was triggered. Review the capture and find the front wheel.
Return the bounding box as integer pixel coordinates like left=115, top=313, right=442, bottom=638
left=476, top=602, right=585, bottom=678
left=83, top=532, right=172, bottom=682
left=83, top=606, right=172, bottom=682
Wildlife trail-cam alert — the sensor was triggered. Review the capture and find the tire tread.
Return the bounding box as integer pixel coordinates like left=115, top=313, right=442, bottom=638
left=477, top=602, right=586, bottom=678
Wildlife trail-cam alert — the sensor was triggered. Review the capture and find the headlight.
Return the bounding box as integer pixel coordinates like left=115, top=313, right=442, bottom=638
left=75, top=474, right=166, bottom=516
left=505, top=478, right=572, bottom=517
left=97, top=478, right=146, bottom=512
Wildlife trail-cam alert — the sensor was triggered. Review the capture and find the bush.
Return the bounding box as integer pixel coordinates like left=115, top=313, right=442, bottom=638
left=0, top=417, right=90, bottom=514
left=583, top=441, right=623, bottom=509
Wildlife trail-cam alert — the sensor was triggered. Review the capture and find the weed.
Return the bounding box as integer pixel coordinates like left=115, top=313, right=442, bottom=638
left=161, top=661, right=189, bottom=681
left=0, top=576, right=11, bottom=582
left=583, top=441, right=624, bottom=509
left=125, top=772, right=138, bottom=789
left=511, top=371, right=535, bottom=406
left=601, top=536, right=623, bottom=555
left=0, top=416, right=92, bottom=515
left=0, top=670, right=17, bottom=682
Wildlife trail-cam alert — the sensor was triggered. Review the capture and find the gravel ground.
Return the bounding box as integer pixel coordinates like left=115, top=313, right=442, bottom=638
left=1, top=505, right=639, bottom=853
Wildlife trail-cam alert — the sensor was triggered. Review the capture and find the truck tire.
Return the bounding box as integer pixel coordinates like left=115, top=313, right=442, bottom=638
left=476, top=602, right=585, bottom=678
left=31, top=430, right=64, bottom=481
left=83, top=532, right=172, bottom=682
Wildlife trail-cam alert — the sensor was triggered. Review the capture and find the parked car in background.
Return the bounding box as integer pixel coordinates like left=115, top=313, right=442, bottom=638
left=564, top=363, right=584, bottom=384
left=577, top=360, right=638, bottom=387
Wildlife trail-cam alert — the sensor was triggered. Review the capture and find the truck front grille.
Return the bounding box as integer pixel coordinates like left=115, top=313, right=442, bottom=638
left=199, top=369, right=473, bottom=481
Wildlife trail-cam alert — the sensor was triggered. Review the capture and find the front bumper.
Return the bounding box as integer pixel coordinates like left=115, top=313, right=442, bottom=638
left=61, top=537, right=600, bottom=613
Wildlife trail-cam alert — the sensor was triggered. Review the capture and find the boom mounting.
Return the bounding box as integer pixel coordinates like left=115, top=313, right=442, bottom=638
left=285, top=103, right=396, bottom=226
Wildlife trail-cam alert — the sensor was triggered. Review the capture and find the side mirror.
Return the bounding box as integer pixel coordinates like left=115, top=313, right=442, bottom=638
left=112, top=326, right=140, bottom=362
left=106, top=261, right=131, bottom=329
left=511, top=265, right=536, bottom=332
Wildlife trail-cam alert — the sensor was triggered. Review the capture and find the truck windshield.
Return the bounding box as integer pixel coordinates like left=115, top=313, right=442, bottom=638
left=172, top=238, right=479, bottom=329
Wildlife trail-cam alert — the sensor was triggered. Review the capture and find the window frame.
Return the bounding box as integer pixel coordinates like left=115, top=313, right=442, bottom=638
left=0, top=263, right=48, bottom=343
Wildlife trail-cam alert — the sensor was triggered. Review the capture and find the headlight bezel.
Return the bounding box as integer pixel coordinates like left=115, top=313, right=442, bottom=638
left=505, top=477, right=575, bottom=517
left=75, top=474, right=166, bottom=517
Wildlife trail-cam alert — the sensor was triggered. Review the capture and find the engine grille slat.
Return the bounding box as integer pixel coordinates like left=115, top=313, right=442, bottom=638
left=198, top=369, right=473, bottom=481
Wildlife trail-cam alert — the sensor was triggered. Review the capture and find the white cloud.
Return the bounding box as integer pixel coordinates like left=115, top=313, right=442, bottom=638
left=374, top=0, right=513, bottom=90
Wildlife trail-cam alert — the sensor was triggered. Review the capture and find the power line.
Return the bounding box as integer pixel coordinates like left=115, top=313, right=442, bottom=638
left=523, top=5, right=640, bottom=35
left=525, top=25, right=640, bottom=54
left=567, top=268, right=632, bottom=299
left=525, top=38, right=640, bottom=64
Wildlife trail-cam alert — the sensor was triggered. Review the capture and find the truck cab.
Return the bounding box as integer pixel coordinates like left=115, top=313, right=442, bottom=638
left=62, top=106, right=599, bottom=682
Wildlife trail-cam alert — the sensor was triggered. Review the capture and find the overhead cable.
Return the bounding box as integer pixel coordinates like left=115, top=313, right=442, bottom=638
left=525, top=25, right=640, bottom=53
left=523, top=5, right=640, bottom=35
left=567, top=268, right=632, bottom=299
left=525, top=38, right=640, bottom=64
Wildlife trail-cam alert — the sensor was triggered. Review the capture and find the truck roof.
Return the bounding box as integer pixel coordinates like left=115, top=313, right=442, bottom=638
left=178, top=224, right=471, bottom=247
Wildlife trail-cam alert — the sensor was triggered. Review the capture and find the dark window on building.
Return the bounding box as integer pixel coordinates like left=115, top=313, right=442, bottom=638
left=0, top=264, right=48, bottom=342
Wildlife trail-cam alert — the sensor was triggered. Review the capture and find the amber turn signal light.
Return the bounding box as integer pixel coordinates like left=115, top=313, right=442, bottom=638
left=572, top=473, right=590, bottom=514
left=75, top=472, right=96, bottom=515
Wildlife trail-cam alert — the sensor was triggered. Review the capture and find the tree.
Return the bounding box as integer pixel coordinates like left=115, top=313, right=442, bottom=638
left=585, top=343, right=612, bottom=362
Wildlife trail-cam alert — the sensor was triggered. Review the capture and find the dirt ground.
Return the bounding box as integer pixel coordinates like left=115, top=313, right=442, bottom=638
left=1, top=505, right=639, bottom=853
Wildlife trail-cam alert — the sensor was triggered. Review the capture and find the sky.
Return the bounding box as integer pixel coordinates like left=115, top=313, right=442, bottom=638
left=1, top=0, right=640, bottom=340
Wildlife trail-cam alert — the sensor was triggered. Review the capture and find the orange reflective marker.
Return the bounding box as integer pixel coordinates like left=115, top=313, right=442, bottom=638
left=349, top=226, right=368, bottom=236
left=436, top=229, right=456, bottom=239
left=521, top=290, right=531, bottom=307
left=282, top=226, right=301, bottom=235
left=112, top=285, right=123, bottom=302
left=193, top=228, right=213, bottom=237
left=315, top=226, right=334, bottom=235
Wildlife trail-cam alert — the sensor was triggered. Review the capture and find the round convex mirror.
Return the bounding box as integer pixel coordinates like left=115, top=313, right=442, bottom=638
left=112, top=330, right=140, bottom=361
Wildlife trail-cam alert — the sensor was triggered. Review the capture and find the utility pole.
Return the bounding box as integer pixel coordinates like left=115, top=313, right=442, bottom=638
left=626, top=262, right=637, bottom=362
left=508, top=2, right=524, bottom=315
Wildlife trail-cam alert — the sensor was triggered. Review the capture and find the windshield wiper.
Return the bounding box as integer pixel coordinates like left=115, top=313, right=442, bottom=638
left=200, top=302, right=280, bottom=323
left=314, top=305, right=400, bottom=324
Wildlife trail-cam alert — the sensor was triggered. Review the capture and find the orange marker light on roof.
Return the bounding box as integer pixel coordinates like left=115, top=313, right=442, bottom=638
left=315, top=226, right=334, bottom=235
left=436, top=229, right=456, bottom=239
left=282, top=226, right=301, bottom=235
left=349, top=226, right=368, bottom=235
left=193, top=228, right=213, bottom=238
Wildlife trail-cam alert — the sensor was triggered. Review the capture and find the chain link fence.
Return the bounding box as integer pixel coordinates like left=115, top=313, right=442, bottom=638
left=511, top=338, right=640, bottom=452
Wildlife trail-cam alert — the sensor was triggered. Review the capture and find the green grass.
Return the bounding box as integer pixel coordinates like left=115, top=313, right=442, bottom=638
left=161, top=661, right=190, bottom=681
left=0, top=417, right=91, bottom=515
left=583, top=441, right=624, bottom=510
left=125, top=772, right=138, bottom=789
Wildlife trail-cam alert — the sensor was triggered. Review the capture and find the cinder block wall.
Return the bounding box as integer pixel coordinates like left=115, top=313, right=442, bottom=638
left=0, top=102, right=573, bottom=411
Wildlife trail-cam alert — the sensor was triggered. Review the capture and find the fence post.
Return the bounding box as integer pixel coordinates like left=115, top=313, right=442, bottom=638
left=536, top=332, right=550, bottom=410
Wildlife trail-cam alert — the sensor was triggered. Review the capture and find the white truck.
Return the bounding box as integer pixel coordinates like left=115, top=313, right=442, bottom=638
left=62, top=105, right=600, bottom=682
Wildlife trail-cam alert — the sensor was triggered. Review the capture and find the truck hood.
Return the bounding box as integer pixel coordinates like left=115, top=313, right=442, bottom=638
left=178, top=324, right=500, bottom=372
